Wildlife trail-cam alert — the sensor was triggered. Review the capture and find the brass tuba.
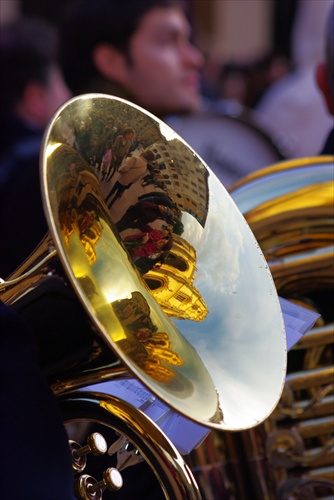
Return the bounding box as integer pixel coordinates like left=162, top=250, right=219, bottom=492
left=186, top=156, right=333, bottom=500
left=0, top=94, right=288, bottom=498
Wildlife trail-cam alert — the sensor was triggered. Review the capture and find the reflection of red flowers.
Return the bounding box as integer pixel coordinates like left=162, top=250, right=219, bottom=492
left=124, top=225, right=166, bottom=258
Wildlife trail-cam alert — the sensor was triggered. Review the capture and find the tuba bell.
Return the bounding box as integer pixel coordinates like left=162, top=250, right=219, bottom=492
left=0, top=94, right=288, bottom=498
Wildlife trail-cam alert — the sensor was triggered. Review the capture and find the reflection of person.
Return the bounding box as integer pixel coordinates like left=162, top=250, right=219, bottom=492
left=0, top=17, right=71, bottom=278
left=100, top=142, right=113, bottom=177
left=315, top=4, right=334, bottom=154
left=141, top=167, right=166, bottom=189
left=255, top=0, right=333, bottom=157
left=109, top=127, right=135, bottom=173
left=116, top=200, right=178, bottom=233
left=60, top=0, right=203, bottom=118
left=105, top=149, right=155, bottom=207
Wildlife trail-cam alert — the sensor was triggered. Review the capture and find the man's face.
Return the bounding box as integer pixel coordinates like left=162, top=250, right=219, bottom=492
left=120, top=7, right=204, bottom=116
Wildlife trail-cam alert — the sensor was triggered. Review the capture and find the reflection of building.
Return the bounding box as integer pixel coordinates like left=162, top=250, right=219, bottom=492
left=148, top=140, right=209, bottom=227
left=64, top=97, right=210, bottom=228
left=144, top=234, right=208, bottom=321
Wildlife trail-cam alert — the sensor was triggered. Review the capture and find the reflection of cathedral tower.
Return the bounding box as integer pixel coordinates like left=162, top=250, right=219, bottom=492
left=144, top=234, right=208, bottom=321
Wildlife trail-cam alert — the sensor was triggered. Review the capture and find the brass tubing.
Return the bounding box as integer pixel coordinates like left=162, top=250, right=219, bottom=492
left=299, top=447, right=334, bottom=468
left=273, top=394, right=334, bottom=420
left=292, top=395, right=334, bottom=420
left=294, top=323, right=334, bottom=349
left=296, top=416, right=334, bottom=439
left=0, top=234, right=57, bottom=305
left=51, top=365, right=129, bottom=396
left=286, top=366, right=334, bottom=391
left=307, top=466, right=334, bottom=482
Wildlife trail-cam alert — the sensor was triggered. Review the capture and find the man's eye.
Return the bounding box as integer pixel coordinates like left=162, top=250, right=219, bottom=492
left=154, top=31, right=181, bottom=46
left=156, top=37, right=176, bottom=46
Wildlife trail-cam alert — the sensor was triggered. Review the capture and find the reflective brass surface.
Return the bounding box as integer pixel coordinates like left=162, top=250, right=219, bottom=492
left=62, top=392, right=202, bottom=499
left=40, top=94, right=286, bottom=430
left=230, top=155, right=333, bottom=224
left=42, top=135, right=220, bottom=425
left=230, top=156, right=334, bottom=289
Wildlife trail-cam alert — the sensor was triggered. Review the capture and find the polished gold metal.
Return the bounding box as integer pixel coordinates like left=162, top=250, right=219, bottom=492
left=89, top=468, right=123, bottom=493
left=69, top=433, right=107, bottom=474
left=74, top=474, right=102, bottom=500
left=0, top=94, right=287, bottom=432
left=230, top=156, right=334, bottom=268
left=73, top=433, right=107, bottom=458
left=69, top=440, right=88, bottom=473
left=63, top=391, right=202, bottom=500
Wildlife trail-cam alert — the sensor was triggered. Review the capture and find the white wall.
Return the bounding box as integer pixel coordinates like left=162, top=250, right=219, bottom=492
left=195, top=0, right=274, bottom=62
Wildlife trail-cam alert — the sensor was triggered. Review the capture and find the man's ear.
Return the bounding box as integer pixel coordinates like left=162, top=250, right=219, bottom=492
left=18, top=81, right=48, bottom=123
left=92, top=43, right=129, bottom=84
left=316, top=62, right=334, bottom=115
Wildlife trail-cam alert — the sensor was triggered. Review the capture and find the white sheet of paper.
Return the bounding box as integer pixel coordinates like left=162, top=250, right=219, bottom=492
left=84, top=378, right=210, bottom=455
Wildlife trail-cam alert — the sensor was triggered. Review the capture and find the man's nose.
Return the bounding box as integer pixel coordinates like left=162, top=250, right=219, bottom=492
left=183, top=42, right=204, bottom=68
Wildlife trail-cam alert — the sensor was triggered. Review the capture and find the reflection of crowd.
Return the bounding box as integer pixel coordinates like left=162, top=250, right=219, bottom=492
left=66, top=110, right=141, bottom=181
left=141, top=165, right=167, bottom=190
left=57, top=104, right=186, bottom=276
left=77, top=113, right=183, bottom=276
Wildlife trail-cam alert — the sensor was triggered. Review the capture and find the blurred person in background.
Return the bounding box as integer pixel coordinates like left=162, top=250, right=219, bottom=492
left=0, top=16, right=76, bottom=500
left=315, top=4, right=334, bottom=154
left=204, top=53, right=291, bottom=109
left=254, top=0, right=333, bottom=158
left=59, top=0, right=204, bottom=118
left=0, top=17, right=71, bottom=278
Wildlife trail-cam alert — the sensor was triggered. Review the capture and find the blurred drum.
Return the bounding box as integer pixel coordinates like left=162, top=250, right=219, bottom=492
left=167, top=99, right=290, bottom=188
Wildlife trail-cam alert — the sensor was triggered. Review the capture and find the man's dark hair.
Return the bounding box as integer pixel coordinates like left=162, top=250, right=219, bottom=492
left=0, top=18, right=59, bottom=117
left=60, top=0, right=186, bottom=95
